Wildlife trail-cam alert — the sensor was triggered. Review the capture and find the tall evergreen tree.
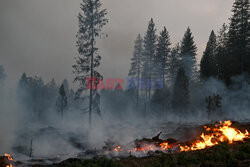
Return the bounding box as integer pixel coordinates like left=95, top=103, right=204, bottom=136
left=169, top=43, right=181, bottom=84
left=0, top=65, right=6, bottom=86
left=227, top=0, right=249, bottom=79
left=180, top=27, right=198, bottom=80
left=155, top=27, right=171, bottom=86
left=56, top=84, right=68, bottom=118
left=142, top=18, right=157, bottom=116
left=215, top=24, right=229, bottom=82
left=62, top=79, right=69, bottom=96
left=73, top=0, right=108, bottom=125
left=200, top=30, right=217, bottom=79
left=128, top=34, right=143, bottom=112
left=172, top=66, right=189, bottom=113
left=18, top=73, right=28, bottom=89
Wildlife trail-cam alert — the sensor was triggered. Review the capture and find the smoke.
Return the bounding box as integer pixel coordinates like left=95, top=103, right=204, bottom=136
left=189, top=75, right=250, bottom=122
left=0, top=72, right=250, bottom=162
left=0, top=87, right=19, bottom=155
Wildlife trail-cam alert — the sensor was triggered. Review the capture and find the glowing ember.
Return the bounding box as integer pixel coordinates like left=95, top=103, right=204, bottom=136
left=159, top=142, right=171, bottom=150
left=4, top=154, right=13, bottom=161
left=114, top=146, right=123, bottom=152
left=4, top=154, right=13, bottom=167
left=134, top=144, right=155, bottom=152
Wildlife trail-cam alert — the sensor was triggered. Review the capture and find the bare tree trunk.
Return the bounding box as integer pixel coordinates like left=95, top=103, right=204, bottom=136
left=148, top=52, right=152, bottom=116
left=29, top=139, right=33, bottom=158
left=144, top=89, right=148, bottom=118
left=89, top=2, right=94, bottom=127
left=136, top=57, right=141, bottom=113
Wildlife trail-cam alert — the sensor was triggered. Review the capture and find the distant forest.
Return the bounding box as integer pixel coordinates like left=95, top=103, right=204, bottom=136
left=0, top=0, right=249, bottom=124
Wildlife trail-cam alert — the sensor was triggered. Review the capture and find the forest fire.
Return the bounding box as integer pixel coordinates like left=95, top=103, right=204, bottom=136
left=0, top=154, right=14, bottom=167
left=113, top=121, right=250, bottom=154
left=180, top=121, right=249, bottom=152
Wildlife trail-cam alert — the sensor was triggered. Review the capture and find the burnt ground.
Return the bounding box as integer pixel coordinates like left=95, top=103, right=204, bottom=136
left=10, top=122, right=250, bottom=167
left=27, top=141, right=250, bottom=167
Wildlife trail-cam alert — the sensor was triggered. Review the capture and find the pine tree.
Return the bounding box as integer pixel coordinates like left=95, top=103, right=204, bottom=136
left=169, top=43, right=181, bottom=84
left=0, top=65, right=6, bottom=86
left=151, top=89, right=165, bottom=114
left=18, top=73, right=28, bottom=89
left=47, top=78, right=58, bottom=100
left=180, top=27, right=198, bottom=80
left=17, top=73, right=29, bottom=107
left=128, top=34, right=143, bottom=112
left=27, top=76, right=45, bottom=119
left=56, top=84, right=68, bottom=118
left=200, top=30, right=217, bottom=79
left=142, top=18, right=157, bottom=116
left=151, top=87, right=171, bottom=116
left=73, top=0, right=108, bottom=125
left=62, top=79, right=69, bottom=96
left=227, top=0, right=249, bottom=79
left=47, top=78, right=57, bottom=92
left=172, top=66, right=189, bottom=114
left=155, top=27, right=171, bottom=86
left=215, top=24, right=229, bottom=82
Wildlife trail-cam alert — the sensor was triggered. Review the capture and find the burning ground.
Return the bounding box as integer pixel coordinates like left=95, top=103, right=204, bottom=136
left=3, top=120, right=250, bottom=167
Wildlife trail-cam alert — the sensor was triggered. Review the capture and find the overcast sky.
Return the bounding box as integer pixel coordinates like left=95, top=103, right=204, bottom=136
left=0, top=0, right=234, bottom=89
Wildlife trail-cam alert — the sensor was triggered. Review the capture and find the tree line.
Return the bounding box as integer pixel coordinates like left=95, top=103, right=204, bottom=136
left=0, top=0, right=248, bottom=124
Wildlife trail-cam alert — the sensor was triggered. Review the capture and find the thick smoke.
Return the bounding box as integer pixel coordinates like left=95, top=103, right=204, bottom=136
left=0, top=71, right=250, bottom=162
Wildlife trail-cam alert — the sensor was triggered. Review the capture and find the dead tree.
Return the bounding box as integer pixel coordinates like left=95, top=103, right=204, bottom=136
left=93, top=92, right=101, bottom=118
left=56, top=84, right=68, bottom=118
left=205, top=94, right=222, bottom=121
left=29, top=138, right=33, bottom=157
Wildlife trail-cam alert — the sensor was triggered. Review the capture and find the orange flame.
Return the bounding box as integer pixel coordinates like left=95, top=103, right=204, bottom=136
left=180, top=121, right=249, bottom=152
left=4, top=154, right=13, bottom=161
left=134, top=144, right=155, bottom=152
left=114, top=146, right=122, bottom=152
left=113, top=121, right=249, bottom=154
left=4, top=154, right=13, bottom=167
left=159, top=142, right=171, bottom=150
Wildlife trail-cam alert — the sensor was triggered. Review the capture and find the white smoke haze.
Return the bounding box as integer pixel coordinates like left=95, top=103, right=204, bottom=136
left=0, top=70, right=250, bottom=164
left=0, top=0, right=249, bottom=164
left=0, top=88, right=18, bottom=155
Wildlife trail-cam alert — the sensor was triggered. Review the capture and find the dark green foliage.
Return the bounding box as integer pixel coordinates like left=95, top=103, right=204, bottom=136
left=200, top=0, right=249, bottom=85
left=155, top=27, right=171, bottom=85
left=73, top=0, right=108, bottom=125
left=151, top=88, right=171, bottom=115
left=129, top=34, right=143, bottom=78
left=129, top=34, right=143, bottom=112
left=142, top=18, right=157, bottom=80
left=214, top=0, right=250, bottom=85
left=63, top=158, right=122, bottom=167
left=180, top=27, right=198, bottom=79
left=150, top=27, right=171, bottom=115
left=200, top=30, right=217, bottom=79
left=169, top=43, right=181, bottom=84
left=215, top=24, right=229, bottom=83
left=172, top=67, right=189, bottom=113
left=239, top=143, right=250, bottom=154
left=227, top=0, right=249, bottom=78
left=142, top=18, right=157, bottom=115
left=74, top=0, right=108, bottom=92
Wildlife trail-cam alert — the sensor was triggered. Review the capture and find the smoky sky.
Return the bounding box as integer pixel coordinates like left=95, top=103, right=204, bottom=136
left=0, top=0, right=234, bottom=89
